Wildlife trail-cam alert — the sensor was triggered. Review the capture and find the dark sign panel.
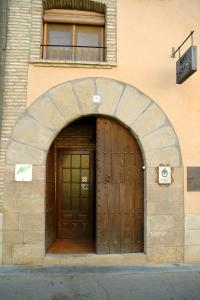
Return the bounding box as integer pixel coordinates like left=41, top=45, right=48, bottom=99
left=187, top=167, right=200, bottom=191
left=176, top=46, right=197, bottom=84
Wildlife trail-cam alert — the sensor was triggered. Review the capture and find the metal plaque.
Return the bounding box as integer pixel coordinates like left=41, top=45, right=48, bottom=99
left=156, top=164, right=174, bottom=186
left=176, top=46, right=197, bottom=84
left=158, top=166, right=172, bottom=184
left=15, top=164, right=32, bottom=181
left=187, top=167, right=200, bottom=191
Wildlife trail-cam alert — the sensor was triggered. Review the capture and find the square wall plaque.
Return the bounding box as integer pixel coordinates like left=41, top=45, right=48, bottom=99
left=187, top=167, right=200, bottom=191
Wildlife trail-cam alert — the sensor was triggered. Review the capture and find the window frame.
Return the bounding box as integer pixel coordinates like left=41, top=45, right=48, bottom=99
left=42, top=9, right=105, bottom=62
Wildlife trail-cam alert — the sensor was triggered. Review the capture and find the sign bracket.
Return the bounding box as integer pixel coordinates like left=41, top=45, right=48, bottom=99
left=171, top=30, right=194, bottom=58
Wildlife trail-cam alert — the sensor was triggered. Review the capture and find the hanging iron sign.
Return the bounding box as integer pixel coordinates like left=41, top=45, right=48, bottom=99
left=176, top=46, right=197, bottom=84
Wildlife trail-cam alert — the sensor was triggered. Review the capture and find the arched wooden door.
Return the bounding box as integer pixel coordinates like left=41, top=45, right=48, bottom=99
left=46, top=116, right=144, bottom=254
left=96, top=117, right=144, bottom=254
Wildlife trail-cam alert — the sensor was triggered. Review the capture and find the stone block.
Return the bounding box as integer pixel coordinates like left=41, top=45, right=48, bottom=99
left=96, top=78, right=124, bottom=116
left=116, top=85, right=150, bottom=125
left=19, top=181, right=44, bottom=198
left=146, top=168, right=157, bottom=185
left=12, top=243, right=44, bottom=265
left=17, top=197, right=44, bottom=214
left=185, top=230, right=200, bottom=245
left=148, top=200, right=183, bottom=215
left=28, top=94, right=65, bottom=131
left=23, top=231, right=44, bottom=243
left=4, top=181, right=20, bottom=200
left=176, top=246, right=184, bottom=262
left=147, top=184, right=183, bottom=203
left=4, top=212, right=19, bottom=230
left=184, top=245, right=200, bottom=262
left=147, top=231, right=168, bottom=247
left=145, top=146, right=180, bottom=167
left=32, top=166, right=45, bottom=181
left=7, top=140, right=46, bottom=165
left=0, top=244, right=2, bottom=264
left=19, top=214, right=44, bottom=231
left=131, top=104, right=166, bottom=138
left=73, top=78, right=96, bottom=115
left=174, top=215, right=184, bottom=230
left=148, top=215, right=173, bottom=231
left=4, top=166, right=15, bottom=182
left=2, top=244, right=12, bottom=264
left=0, top=213, right=3, bottom=230
left=147, top=246, right=177, bottom=263
left=4, top=199, right=19, bottom=213
left=167, top=231, right=184, bottom=247
left=48, top=82, right=81, bottom=121
left=172, top=168, right=184, bottom=185
left=141, top=126, right=177, bottom=152
left=3, top=230, right=23, bottom=244
left=185, top=214, right=200, bottom=230
left=13, top=115, right=55, bottom=151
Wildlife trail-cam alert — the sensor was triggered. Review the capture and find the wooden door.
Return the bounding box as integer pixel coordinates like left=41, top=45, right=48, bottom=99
left=96, top=117, right=144, bottom=254
left=45, top=143, right=56, bottom=251
left=57, top=150, right=94, bottom=239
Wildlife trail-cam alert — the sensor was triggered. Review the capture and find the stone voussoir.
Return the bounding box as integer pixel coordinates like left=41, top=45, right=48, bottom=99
left=141, top=126, right=177, bottom=153
left=48, top=82, right=81, bottom=121
left=6, top=140, right=46, bottom=165
left=13, top=114, right=55, bottom=151
left=96, top=78, right=124, bottom=116
left=131, top=103, right=167, bottom=138
left=145, top=146, right=181, bottom=167
left=116, top=84, right=151, bottom=125
left=28, top=93, right=66, bottom=131
left=72, top=78, right=96, bottom=115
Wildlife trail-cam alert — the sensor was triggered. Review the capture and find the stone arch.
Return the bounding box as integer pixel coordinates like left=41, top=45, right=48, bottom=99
left=5, top=77, right=184, bottom=264
left=7, top=77, right=182, bottom=167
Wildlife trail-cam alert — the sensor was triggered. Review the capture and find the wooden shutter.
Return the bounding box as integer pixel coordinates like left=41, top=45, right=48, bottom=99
left=44, top=9, right=105, bottom=25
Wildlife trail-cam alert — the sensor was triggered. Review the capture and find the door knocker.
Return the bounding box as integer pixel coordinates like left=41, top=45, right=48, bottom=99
left=105, top=174, right=112, bottom=183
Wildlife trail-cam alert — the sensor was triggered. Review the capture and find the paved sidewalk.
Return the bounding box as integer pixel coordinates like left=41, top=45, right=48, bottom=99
left=0, top=264, right=200, bottom=300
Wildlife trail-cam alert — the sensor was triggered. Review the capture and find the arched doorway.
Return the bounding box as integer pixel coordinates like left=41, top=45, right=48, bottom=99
left=45, top=116, right=144, bottom=254
left=5, top=77, right=184, bottom=264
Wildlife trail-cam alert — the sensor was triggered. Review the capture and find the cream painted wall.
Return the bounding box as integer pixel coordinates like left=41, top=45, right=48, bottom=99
left=27, top=0, right=200, bottom=213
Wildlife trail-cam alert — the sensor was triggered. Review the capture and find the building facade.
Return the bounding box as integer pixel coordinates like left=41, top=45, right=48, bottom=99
left=0, top=0, right=199, bottom=265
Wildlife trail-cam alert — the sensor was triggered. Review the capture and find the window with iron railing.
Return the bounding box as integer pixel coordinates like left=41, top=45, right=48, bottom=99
left=42, top=9, right=106, bottom=62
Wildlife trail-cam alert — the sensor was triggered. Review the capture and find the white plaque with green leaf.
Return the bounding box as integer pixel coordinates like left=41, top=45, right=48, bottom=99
left=15, top=164, right=32, bottom=181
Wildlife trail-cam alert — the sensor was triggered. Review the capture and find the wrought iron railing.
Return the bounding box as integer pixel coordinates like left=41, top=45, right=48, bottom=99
left=41, top=45, right=106, bottom=62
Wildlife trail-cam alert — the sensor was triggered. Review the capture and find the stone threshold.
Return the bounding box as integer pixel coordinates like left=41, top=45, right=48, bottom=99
left=44, top=253, right=147, bottom=265
left=29, top=59, right=117, bottom=69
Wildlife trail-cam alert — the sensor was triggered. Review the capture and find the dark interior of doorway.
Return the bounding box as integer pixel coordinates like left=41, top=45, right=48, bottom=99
left=46, top=116, right=96, bottom=254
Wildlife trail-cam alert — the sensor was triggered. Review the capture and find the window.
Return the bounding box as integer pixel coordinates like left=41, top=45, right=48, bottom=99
left=42, top=9, right=105, bottom=62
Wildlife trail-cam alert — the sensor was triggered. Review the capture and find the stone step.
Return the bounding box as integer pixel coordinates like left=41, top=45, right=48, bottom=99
left=44, top=253, right=147, bottom=266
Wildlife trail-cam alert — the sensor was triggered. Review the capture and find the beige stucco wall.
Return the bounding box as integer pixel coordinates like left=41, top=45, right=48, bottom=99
left=27, top=0, right=200, bottom=216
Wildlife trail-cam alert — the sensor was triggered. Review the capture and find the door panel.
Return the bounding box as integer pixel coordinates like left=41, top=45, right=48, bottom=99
left=96, top=117, right=144, bottom=254
left=57, top=151, right=94, bottom=239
